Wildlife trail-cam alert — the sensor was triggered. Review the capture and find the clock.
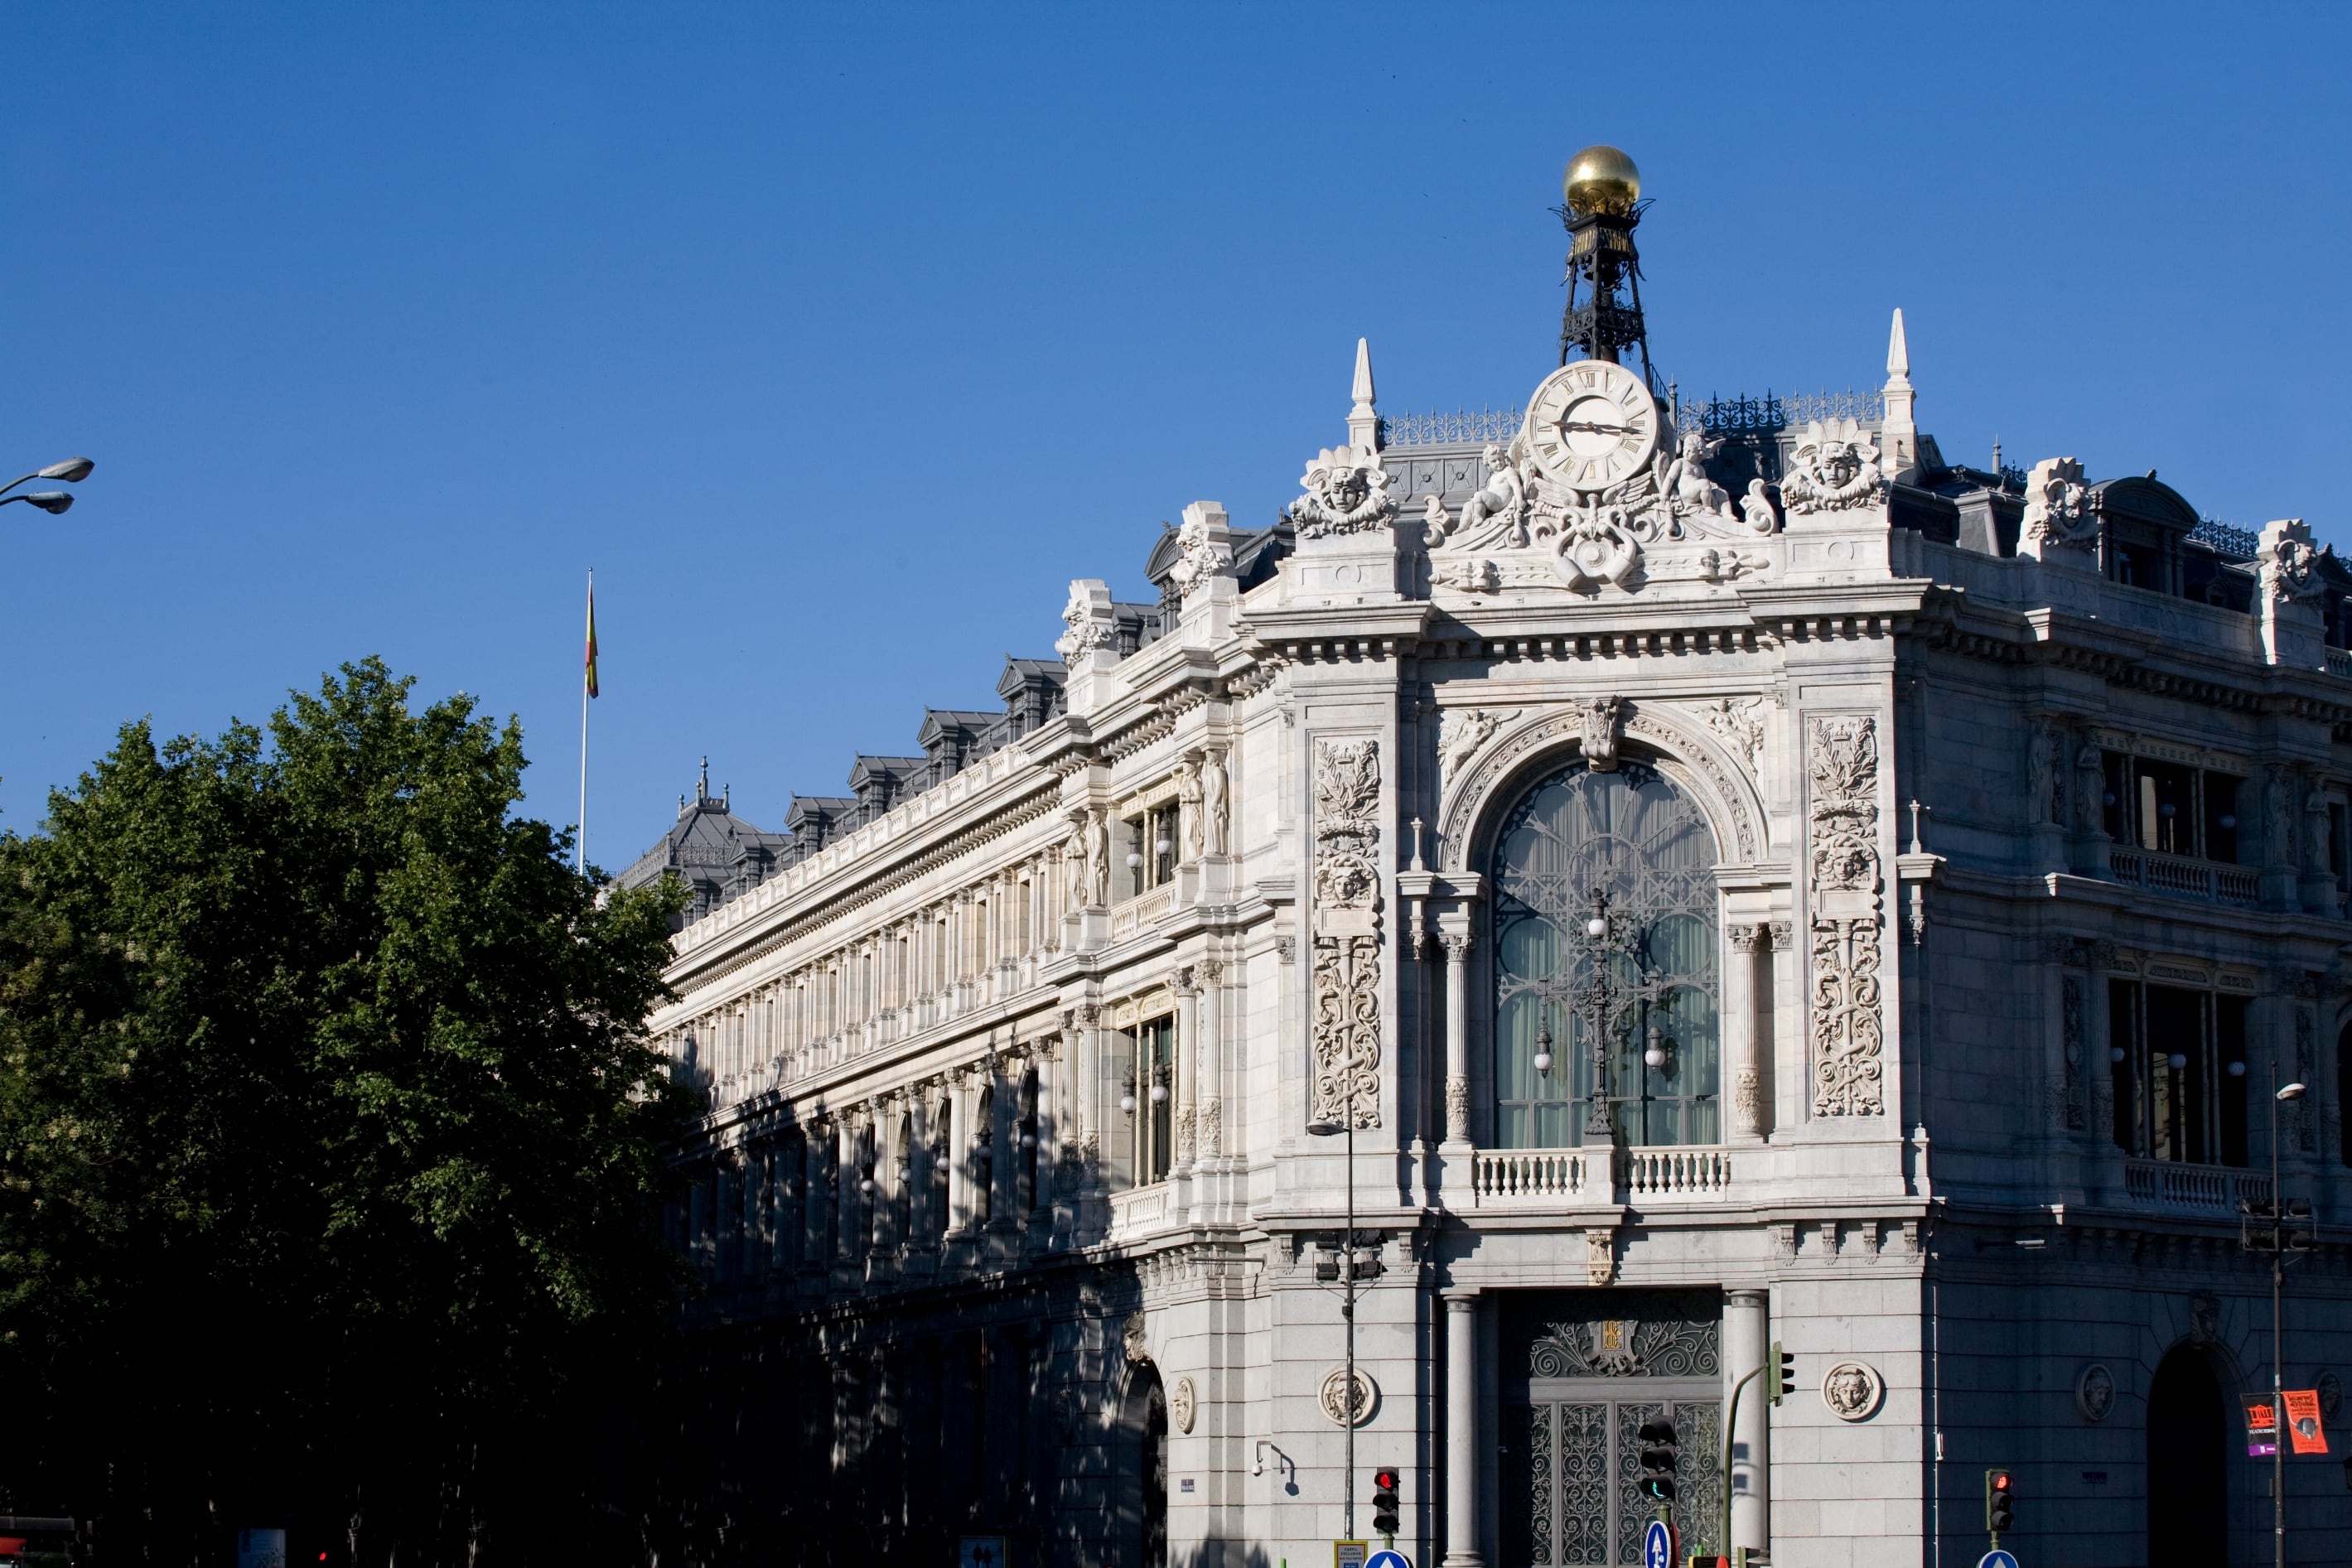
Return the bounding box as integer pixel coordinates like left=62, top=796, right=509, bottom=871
left=1524, top=359, right=1661, bottom=492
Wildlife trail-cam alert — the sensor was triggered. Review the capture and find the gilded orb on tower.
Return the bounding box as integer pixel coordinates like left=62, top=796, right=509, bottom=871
left=1563, top=145, right=1641, bottom=216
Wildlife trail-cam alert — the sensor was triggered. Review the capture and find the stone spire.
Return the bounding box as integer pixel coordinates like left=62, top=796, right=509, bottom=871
left=1881, top=307, right=1918, bottom=484
left=1347, top=337, right=1380, bottom=452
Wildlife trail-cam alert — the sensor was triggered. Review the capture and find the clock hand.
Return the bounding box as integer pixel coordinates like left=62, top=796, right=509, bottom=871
left=1558, top=420, right=1635, bottom=435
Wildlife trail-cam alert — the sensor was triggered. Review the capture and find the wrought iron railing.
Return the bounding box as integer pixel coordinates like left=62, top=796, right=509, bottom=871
left=1678, top=388, right=1886, bottom=437
left=2190, top=518, right=2260, bottom=560
left=1379, top=407, right=1524, bottom=447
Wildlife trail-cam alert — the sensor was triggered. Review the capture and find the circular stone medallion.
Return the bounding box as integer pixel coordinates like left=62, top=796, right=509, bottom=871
left=2074, top=1363, right=2116, bottom=1423
left=1320, top=1366, right=1378, bottom=1428
left=1820, top=1360, right=1884, bottom=1421
left=1170, top=1375, right=1197, bottom=1435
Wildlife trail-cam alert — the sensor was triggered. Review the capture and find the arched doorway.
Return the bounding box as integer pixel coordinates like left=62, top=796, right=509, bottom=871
left=2147, top=1344, right=2227, bottom=1566
left=1116, top=1365, right=1168, bottom=1568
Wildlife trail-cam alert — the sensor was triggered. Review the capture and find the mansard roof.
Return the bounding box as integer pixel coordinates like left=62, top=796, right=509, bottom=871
left=614, top=773, right=791, bottom=921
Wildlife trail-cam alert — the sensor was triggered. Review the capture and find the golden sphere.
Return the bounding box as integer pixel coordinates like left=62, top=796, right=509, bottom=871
left=1563, top=144, right=1641, bottom=216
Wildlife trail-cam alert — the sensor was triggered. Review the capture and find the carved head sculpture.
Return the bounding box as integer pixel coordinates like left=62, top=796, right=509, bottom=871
left=1827, top=1364, right=1872, bottom=1416
left=1678, top=428, right=1708, bottom=461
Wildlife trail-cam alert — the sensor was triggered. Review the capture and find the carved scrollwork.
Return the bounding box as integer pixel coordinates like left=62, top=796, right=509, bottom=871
left=1525, top=1292, right=1721, bottom=1378
left=1312, top=739, right=1381, bottom=912
left=1809, top=715, right=1886, bottom=1117
left=1311, top=934, right=1380, bottom=1130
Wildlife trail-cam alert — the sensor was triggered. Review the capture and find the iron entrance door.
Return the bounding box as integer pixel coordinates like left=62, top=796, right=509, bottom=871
left=1499, top=1289, right=1726, bottom=1568
left=1510, top=1389, right=1721, bottom=1565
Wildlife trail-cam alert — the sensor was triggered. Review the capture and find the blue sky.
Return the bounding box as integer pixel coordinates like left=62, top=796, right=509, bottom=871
left=3, top=2, right=2346, bottom=866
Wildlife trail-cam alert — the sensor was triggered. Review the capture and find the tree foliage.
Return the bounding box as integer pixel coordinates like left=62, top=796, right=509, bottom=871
left=0, top=659, right=692, bottom=1566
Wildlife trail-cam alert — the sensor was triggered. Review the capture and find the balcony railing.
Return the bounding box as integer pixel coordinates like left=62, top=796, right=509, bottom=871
left=1111, top=884, right=1175, bottom=942
left=1108, top=1181, right=1173, bottom=1238
left=2108, top=847, right=2260, bottom=908
left=1471, top=1145, right=1733, bottom=1205
left=2122, top=1159, right=2272, bottom=1212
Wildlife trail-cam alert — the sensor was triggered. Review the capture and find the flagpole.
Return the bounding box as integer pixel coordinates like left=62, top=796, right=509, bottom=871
left=579, top=568, right=592, bottom=876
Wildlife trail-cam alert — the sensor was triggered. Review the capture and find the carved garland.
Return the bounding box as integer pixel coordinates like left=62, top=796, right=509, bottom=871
left=1312, top=739, right=1382, bottom=1131
left=1808, top=715, right=1886, bottom=1117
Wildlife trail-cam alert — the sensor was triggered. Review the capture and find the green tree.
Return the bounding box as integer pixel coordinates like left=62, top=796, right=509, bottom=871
left=0, top=658, right=693, bottom=1566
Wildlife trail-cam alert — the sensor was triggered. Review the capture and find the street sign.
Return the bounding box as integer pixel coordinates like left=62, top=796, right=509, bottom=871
left=1365, top=1551, right=1413, bottom=1568
left=1333, top=1542, right=1369, bottom=1568
left=1976, top=1551, right=2019, bottom=1568
left=1642, top=1519, right=1674, bottom=1568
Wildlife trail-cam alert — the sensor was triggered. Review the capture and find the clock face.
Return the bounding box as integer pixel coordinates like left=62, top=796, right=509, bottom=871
left=1525, top=359, right=1660, bottom=491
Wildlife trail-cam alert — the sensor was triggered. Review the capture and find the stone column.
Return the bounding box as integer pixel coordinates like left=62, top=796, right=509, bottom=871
left=1727, top=924, right=1766, bottom=1141
left=1198, top=959, right=1224, bottom=1160
left=1442, top=1290, right=1484, bottom=1568
left=803, top=1122, right=831, bottom=1267
left=1174, top=968, right=1200, bottom=1171
left=1441, top=930, right=1473, bottom=1149
left=990, top=1055, right=1020, bottom=1234
left=907, top=1087, right=935, bottom=1247
left=1077, top=1003, right=1104, bottom=1193
left=1031, top=1041, right=1058, bottom=1232
left=835, top=1115, right=861, bottom=1266
left=872, top=1097, right=899, bottom=1255
left=946, top=1069, right=975, bottom=1236
left=1724, top=1288, right=1770, bottom=1555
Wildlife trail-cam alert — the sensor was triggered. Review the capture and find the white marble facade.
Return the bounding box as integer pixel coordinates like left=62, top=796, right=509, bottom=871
left=648, top=320, right=2352, bottom=1567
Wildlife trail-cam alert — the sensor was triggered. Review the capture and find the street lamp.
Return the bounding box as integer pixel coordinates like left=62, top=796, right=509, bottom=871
left=0, top=457, right=94, bottom=515
left=1306, top=1055, right=1362, bottom=1539
left=2242, top=1067, right=2312, bottom=1568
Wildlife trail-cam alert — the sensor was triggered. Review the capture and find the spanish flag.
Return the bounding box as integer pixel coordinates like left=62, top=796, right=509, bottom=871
left=584, top=574, right=599, bottom=698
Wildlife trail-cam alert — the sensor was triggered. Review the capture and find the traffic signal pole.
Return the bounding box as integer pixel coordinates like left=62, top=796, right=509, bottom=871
left=1719, top=1365, right=1762, bottom=1558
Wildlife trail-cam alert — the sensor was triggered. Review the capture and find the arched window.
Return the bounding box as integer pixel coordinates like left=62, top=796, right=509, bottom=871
left=1491, top=760, right=1720, bottom=1148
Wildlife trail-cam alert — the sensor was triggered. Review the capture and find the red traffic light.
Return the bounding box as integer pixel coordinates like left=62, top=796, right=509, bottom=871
left=1374, top=1468, right=1400, bottom=1490
left=1989, top=1471, right=2011, bottom=1491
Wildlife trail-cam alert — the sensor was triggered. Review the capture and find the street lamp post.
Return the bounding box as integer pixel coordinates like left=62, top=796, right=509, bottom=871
left=1308, top=1054, right=1362, bottom=1539
left=0, top=456, right=94, bottom=515
left=2241, top=1067, right=2311, bottom=1568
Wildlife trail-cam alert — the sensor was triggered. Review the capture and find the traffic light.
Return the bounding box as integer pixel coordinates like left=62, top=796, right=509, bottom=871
left=1984, top=1469, right=2015, bottom=1539
left=1371, top=1467, right=1402, bottom=1536
left=1766, top=1341, right=1795, bottom=1407
left=1637, top=1414, right=1679, bottom=1503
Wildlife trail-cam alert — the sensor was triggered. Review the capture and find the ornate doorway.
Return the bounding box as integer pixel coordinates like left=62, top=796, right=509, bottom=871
left=1500, top=1290, right=1723, bottom=1565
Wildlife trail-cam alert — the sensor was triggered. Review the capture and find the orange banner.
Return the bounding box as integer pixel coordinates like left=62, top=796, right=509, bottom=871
left=2284, top=1388, right=2329, bottom=1455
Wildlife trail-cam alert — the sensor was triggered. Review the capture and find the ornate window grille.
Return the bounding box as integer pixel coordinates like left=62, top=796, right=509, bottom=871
left=1491, top=761, right=1720, bottom=1148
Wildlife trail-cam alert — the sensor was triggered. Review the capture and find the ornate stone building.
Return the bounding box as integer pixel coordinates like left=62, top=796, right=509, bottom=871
left=633, top=154, right=2352, bottom=1566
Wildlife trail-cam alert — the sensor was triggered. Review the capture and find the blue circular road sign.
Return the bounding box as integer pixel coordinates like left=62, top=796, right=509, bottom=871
left=1365, top=1552, right=1412, bottom=1568
left=1642, top=1519, right=1673, bottom=1568
left=1977, top=1551, right=2019, bottom=1568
